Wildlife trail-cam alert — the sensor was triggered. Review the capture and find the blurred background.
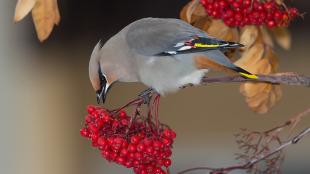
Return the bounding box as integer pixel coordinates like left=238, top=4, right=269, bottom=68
left=0, top=0, right=309, bottom=174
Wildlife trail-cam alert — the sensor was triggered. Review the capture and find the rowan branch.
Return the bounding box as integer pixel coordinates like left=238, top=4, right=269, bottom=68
left=178, top=127, right=310, bottom=174
left=201, top=72, right=310, bottom=87
left=178, top=107, right=310, bottom=174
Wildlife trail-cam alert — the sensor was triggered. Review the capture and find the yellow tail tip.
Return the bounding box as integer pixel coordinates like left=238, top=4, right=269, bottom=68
left=239, top=72, right=258, bottom=79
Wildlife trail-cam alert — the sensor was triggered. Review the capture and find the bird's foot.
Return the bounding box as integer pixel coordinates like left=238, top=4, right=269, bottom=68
left=138, top=88, right=155, bottom=104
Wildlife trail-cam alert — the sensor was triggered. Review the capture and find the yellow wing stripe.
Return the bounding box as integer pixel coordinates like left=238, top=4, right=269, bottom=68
left=194, top=43, right=220, bottom=48
left=239, top=72, right=258, bottom=79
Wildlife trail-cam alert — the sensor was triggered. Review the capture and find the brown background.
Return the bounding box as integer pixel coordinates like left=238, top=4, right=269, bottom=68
left=0, top=0, right=309, bottom=174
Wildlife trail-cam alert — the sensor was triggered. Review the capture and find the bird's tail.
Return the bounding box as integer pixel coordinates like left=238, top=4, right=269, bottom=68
left=222, top=42, right=244, bottom=49
left=233, top=66, right=258, bottom=79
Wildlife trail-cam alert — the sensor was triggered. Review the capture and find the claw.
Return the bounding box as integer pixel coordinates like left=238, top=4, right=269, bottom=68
left=138, top=88, right=155, bottom=104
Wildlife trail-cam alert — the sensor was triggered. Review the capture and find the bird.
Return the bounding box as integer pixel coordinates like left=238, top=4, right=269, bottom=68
left=89, top=17, right=258, bottom=103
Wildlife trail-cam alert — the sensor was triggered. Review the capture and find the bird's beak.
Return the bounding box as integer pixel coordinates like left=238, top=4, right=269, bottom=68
left=96, top=82, right=110, bottom=104
left=96, top=89, right=106, bottom=104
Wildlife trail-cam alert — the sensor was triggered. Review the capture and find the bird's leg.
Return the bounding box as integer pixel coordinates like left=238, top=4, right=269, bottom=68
left=138, top=88, right=155, bottom=104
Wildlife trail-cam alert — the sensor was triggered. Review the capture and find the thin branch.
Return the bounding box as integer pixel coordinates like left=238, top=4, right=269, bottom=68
left=178, top=107, right=310, bottom=174
left=178, top=127, right=310, bottom=174
left=201, top=72, right=310, bottom=87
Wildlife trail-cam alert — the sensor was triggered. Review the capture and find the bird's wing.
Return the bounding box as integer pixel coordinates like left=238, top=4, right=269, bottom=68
left=126, top=18, right=257, bottom=79
left=125, top=18, right=242, bottom=56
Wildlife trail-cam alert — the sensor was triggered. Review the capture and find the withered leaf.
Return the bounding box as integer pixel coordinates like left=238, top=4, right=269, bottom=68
left=238, top=43, right=282, bottom=114
left=14, top=0, right=37, bottom=22
left=192, top=17, right=210, bottom=30
left=260, top=27, right=274, bottom=47
left=275, top=0, right=284, bottom=5
left=240, top=26, right=258, bottom=49
left=271, top=27, right=291, bottom=50
left=236, top=27, right=282, bottom=114
left=240, top=82, right=269, bottom=98
left=225, top=28, right=239, bottom=42
left=235, top=42, right=264, bottom=69
left=31, top=0, right=60, bottom=42
left=207, top=19, right=230, bottom=39
left=264, top=47, right=279, bottom=72
left=179, top=0, right=204, bottom=24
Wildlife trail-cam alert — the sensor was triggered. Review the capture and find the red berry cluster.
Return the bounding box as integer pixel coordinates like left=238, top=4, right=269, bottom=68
left=200, top=0, right=299, bottom=28
left=80, top=105, right=176, bottom=174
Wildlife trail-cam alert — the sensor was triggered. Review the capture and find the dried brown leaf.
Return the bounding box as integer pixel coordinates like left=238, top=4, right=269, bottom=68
left=260, top=27, right=274, bottom=47
left=207, top=19, right=230, bottom=39
left=271, top=27, right=291, bottom=50
left=201, top=19, right=212, bottom=31
left=31, top=0, right=60, bottom=42
left=240, top=26, right=258, bottom=49
left=192, top=17, right=210, bottom=30
left=264, top=47, right=279, bottom=72
left=246, top=88, right=269, bottom=108
left=14, top=0, right=37, bottom=22
left=179, top=0, right=203, bottom=23
left=180, top=2, right=190, bottom=22
left=240, top=83, right=269, bottom=98
left=254, top=59, right=272, bottom=74
left=237, top=40, right=281, bottom=114
left=226, top=28, right=239, bottom=42
left=275, top=0, right=284, bottom=5
left=235, top=42, right=264, bottom=69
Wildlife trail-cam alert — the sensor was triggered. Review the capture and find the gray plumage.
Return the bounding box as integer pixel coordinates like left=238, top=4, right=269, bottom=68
left=89, top=18, right=250, bottom=98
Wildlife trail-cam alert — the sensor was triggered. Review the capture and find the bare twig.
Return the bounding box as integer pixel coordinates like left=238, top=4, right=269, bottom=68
left=200, top=72, right=310, bottom=87
left=178, top=128, right=310, bottom=174
left=178, top=107, right=310, bottom=174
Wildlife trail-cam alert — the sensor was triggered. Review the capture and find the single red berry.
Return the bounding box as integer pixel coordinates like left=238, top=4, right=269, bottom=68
left=85, top=115, right=92, bottom=123
left=143, top=138, right=153, bottom=146
left=127, top=152, right=135, bottom=159
left=137, top=143, right=146, bottom=152
left=153, top=141, right=163, bottom=149
left=116, top=156, right=126, bottom=164
left=163, top=149, right=172, bottom=158
left=264, top=2, right=273, bottom=10
left=88, top=124, right=98, bottom=133
left=154, top=167, right=163, bottom=174
left=163, top=159, right=172, bottom=167
left=133, top=160, right=140, bottom=167
left=146, top=146, right=154, bottom=154
left=109, top=152, right=118, bottom=160
left=170, top=130, right=176, bottom=139
left=107, top=137, right=114, bottom=145
left=128, top=144, right=137, bottom=152
left=289, top=7, right=299, bottom=18
left=244, top=0, right=251, bottom=7
left=101, top=150, right=110, bottom=158
left=119, top=110, right=127, bottom=118
left=134, top=152, right=143, bottom=160
left=91, top=134, right=99, bottom=141
left=120, top=148, right=128, bottom=157
left=97, top=137, right=108, bottom=146
left=114, top=137, right=124, bottom=145
left=218, top=0, right=227, bottom=8
left=267, top=20, right=276, bottom=28
left=102, top=114, right=110, bottom=122
left=124, top=161, right=133, bottom=168
left=122, top=141, right=129, bottom=148
left=87, top=105, right=95, bottom=114
left=112, top=120, right=120, bottom=128
left=80, top=128, right=89, bottom=137
left=120, top=119, right=128, bottom=126
left=130, top=136, right=140, bottom=144
left=96, top=119, right=104, bottom=128
left=162, top=138, right=172, bottom=146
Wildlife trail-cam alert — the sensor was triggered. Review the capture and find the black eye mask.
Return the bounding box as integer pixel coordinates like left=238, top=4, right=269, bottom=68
left=96, top=66, right=107, bottom=104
